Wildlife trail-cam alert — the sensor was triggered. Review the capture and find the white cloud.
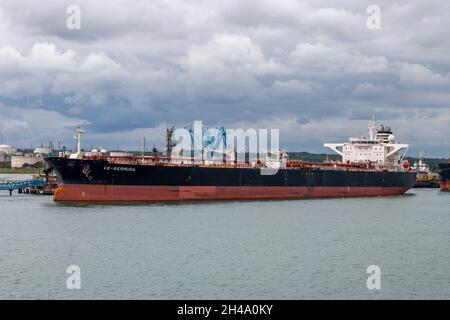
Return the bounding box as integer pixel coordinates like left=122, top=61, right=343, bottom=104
left=0, top=0, right=449, bottom=156
left=183, top=33, right=285, bottom=103
left=271, top=79, right=317, bottom=98
left=0, top=104, right=88, bottom=147
left=397, top=62, right=450, bottom=88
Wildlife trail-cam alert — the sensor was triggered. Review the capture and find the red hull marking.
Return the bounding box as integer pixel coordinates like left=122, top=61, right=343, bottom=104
left=440, top=180, right=450, bottom=191
left=53, top=184, right=411, bottom=202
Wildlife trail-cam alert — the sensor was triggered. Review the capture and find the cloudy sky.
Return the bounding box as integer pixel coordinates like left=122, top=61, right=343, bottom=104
left=0, top=0, right=449, bottom=156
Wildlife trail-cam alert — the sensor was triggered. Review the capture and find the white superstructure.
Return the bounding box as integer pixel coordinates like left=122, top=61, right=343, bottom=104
left=412, top=153, right=429, bottom=173
left=324, top=120, right=409, bottom=167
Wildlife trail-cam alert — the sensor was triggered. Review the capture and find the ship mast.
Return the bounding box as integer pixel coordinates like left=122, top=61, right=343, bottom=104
left=69, top=127, right=85, bottom=159
left=141, top=137, right=146, bottom=157
left=368, top=115, right=376, bottom=140
left=75, top=127, right=85, bottom=154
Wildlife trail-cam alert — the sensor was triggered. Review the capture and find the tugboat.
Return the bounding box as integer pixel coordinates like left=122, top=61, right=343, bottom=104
left=412, top=153, right=440, bottom=188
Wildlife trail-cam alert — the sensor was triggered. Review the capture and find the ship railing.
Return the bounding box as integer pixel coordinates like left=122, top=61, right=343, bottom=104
left=81, top=155, right=409, bottom=172
left=287, top=161, right=409, bottom=172
left=84, top=155, right=275, bottom=169
left=287, top=161, right=376, bottom=170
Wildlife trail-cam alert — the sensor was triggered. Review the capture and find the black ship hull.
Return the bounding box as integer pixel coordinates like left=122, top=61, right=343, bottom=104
left=45, top=157, right=416, bottom=202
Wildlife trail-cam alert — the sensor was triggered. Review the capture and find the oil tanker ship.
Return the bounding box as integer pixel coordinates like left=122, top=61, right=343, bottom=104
left=45, top=121, right=416, bottom=202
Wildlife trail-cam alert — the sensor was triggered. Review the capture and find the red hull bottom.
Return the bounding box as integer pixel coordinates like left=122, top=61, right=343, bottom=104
left=441, top=180, right=450, bottom=191
left=54, top=184, right=411, bottom=202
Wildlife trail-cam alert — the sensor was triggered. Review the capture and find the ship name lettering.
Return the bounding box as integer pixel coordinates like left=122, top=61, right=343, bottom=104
left=104, top=166, right=135, bottom=172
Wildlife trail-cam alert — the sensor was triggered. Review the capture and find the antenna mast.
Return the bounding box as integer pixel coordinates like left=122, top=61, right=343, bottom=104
left=75, top=127, right=85, bottom=154
left=368, top=116, right=376, bottom=140
left=142, top=137, right=146, bottom=157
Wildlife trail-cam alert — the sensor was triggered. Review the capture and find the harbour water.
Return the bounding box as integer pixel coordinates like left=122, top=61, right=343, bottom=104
left=0, top=175, right=449, bottom=299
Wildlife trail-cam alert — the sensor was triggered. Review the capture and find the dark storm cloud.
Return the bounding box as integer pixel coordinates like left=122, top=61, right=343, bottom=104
left=0, top=0, right=449, bottom=156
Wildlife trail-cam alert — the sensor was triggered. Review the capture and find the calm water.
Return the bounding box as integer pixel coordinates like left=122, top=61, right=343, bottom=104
left=0, top=175, right=449, bottom=299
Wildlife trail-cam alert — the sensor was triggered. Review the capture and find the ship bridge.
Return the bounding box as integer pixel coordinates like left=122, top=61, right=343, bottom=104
left=324, top=120, right=409, bottom=166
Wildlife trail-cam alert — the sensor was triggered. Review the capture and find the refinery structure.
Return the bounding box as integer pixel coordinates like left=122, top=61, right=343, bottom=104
left=0, top=143, right=54, bottom=168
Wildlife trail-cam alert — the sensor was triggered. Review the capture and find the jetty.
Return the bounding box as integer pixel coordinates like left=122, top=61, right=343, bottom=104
left=0, top=178, right=48, bottom=196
